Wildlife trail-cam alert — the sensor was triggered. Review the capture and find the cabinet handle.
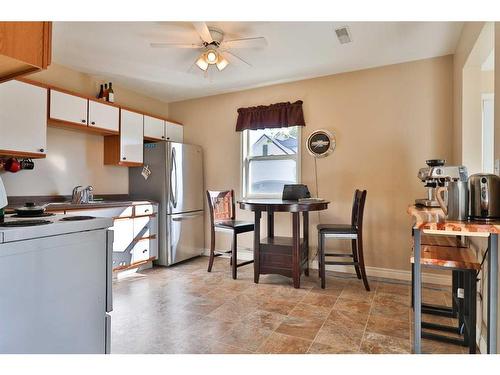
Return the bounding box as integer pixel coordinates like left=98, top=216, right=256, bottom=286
left=122, top=157, right=126, bottom=160
left=161, top=136, right=165, bottom=139
left=142, top=249, right=147, bottom=253
left=39, top=148, right=45, bottom=153
left=167, top=137, right=170, bottom=140
left=81, top=119, right=86, bottom=123
left=91, top=121, right=95, bottom=125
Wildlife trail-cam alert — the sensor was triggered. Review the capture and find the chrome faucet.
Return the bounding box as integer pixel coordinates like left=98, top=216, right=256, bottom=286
left=71, top=185, right=94, bottom=204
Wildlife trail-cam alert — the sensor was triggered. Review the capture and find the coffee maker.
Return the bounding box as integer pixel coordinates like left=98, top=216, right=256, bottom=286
left=415, top=159, right=468, bottom=207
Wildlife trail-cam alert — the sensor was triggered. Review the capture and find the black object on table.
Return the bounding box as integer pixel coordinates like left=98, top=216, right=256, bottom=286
left=238, top=199, right=329, bottom=289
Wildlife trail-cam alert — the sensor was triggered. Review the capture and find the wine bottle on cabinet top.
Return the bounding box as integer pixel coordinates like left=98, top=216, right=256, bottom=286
left=97, top=84, right=104, bottom=99
left=108, top=82, right=114, bottom=103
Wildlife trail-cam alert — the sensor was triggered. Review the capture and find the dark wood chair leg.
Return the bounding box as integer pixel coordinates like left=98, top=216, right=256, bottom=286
left=303, top=212, right=309, bottom=277
left=357, top=234, right=370, bottom=291
left=318, top=231, right=322, bottom=279
left=232, top=232, right=237, bottom=280
left=207, top=229, right=216, bottom=272
left=351, top=239, right=362, bottom=279
left=319, top=232, right=326, bottom=289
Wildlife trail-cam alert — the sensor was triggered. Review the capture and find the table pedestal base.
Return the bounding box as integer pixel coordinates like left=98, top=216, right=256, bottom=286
left=258, top=236, right=308, bottom=279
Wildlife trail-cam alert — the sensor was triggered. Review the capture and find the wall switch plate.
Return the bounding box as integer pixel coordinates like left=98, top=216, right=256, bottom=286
left=495, top=159, right=500, bottom=176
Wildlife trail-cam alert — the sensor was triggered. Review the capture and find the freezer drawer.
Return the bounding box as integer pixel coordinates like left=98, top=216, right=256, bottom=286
left=168, top=211, right=204, bottom=264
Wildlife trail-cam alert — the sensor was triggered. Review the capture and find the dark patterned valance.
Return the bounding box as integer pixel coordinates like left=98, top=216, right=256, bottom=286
left=235, top=100, right=305, bottom=132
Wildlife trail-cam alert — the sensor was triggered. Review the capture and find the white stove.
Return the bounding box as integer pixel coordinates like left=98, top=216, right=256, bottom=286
left=0, top=210, right=114, bottom=353
left=0, top=213, right=113, bottom=243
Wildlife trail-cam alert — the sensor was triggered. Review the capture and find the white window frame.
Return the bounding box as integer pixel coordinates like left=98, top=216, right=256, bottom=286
left=241, top=126, right=301, bottom=199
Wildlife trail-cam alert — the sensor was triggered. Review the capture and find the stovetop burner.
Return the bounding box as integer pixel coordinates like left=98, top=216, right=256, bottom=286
left=0, top=220, right=53, bottom=227
left=10, top=212, right=56, bottom=218
left=60, top=216, right=96, bottom=221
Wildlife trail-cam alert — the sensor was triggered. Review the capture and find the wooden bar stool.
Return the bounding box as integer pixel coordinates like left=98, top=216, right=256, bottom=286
left=206, top=190, right=254, bottom=279
left=411, top=245, right=479, bottom=354
left=317, top=189, right=369, bottom=290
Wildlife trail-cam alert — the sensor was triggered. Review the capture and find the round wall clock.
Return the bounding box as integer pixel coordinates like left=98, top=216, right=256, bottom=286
left=306, top=130, right=336, bottom=158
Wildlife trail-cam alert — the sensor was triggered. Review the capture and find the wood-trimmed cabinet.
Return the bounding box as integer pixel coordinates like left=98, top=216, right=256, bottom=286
left=48, top=89, right=119, bottom=135
left=63, top=203, right=158, bottom=271
left=104, top=109, right=144, bottom=166
left=0, top=22, right=52, bottom=83
left=165, top=121, right=183, bottom=142
left=0, top=80, right=47, bottom=158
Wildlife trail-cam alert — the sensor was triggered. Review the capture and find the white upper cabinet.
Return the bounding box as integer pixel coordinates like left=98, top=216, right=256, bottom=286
left=49, top=89, right=88, bottom=126
left=120, top=109, right=144, bottom=164
left=0, top=80, right=47, bottom=155
left=144, top=115, right=165, bottom=140
left=88, top=100, right=119, bottom=132
left=165, top=121, right=183, bottom=142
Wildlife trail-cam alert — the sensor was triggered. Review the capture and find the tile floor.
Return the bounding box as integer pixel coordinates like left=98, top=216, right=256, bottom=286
left=111, top=256, right=468, bottom=354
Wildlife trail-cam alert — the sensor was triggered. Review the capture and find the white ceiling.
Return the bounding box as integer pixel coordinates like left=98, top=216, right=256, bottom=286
left=53, top=22, right=464, bottom=103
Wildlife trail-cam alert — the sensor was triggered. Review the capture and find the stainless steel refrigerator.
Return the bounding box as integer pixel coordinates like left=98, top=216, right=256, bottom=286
left=129, top=142, right=204, bottom=266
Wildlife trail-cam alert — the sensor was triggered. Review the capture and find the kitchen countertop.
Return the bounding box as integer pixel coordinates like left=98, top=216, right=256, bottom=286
left=408, top=205, right=500, bottom=236
left=5, top=195, right=158, bottom=213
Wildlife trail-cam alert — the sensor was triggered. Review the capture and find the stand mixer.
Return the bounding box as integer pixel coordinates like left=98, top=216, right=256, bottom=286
left=415, top=159, right=468, bottom=207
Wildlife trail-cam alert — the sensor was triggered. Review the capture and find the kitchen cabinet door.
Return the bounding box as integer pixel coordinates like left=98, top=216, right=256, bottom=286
left=88, top=100, right=119, bottom=133
left=112, top=218, right=134, bottom=253
left=144, top=115, right=165, bottom=140
left=0, top=80, right=47, bottom=156
left=120, top=109, right=144, bottom=164
left=49, top=89, right=88, bottom=126
left=165, top=121, right=183, bottom=142
left=0, top=22, right=52, bottom=83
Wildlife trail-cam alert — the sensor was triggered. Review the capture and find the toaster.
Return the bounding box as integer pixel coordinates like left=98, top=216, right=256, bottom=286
left=468, top=173, right=500, bottom=221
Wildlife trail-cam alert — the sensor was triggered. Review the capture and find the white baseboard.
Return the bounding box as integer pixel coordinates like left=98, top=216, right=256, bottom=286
left=202, top=248, right=451, bottom=286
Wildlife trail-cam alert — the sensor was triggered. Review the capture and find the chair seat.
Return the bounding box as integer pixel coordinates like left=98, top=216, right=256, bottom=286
left=317, top=223, right=358, bottom=234
left=215, top=220, right=254, bottom=233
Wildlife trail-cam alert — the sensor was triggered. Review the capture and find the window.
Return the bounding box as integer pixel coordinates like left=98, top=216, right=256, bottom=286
left=242, top=126, right=301, bottom=198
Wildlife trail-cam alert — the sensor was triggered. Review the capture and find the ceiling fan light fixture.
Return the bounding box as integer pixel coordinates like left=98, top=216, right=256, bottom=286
left=195, top=54, right=209, bottom=71
left=216, top=55, right=229, bottom=71
left=206, top=49, right=218, bottom=64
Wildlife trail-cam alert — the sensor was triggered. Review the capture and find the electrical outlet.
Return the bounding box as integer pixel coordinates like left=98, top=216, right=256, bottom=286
left=495, top=159, right=500, bottom=176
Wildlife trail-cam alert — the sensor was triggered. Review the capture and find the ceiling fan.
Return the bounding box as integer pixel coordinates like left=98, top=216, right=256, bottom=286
left=150, top=22, right=267, bottom=72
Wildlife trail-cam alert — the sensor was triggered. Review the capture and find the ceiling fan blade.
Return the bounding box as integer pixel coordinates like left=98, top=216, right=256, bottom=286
left=222, top=37, right=267, bottom=49
left=223, top=51, right=252, bottom=67
left=150, top=42, right=202, bottom=49
left=192, top=22, right=213, bottom=43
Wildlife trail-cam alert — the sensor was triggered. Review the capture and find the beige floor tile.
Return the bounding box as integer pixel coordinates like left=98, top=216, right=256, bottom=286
left=257, top=332, right=312, bottom=354
left=241, top=309, right=287, bottom=331
left=275, top=315, right=324, bottom=340
left=307, top=341, right=359, bottom=354
left=219, top=322, right=273, bottom=352
left=365, top=315, right=410, bottom=340
left=360, top=332, right=411, bottom=354
left=314, top=319, right=365, bottom=349
left=301, top=290, right=339, bottom=308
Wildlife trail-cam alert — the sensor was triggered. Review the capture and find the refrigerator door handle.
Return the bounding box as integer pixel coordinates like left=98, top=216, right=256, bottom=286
left=170, top=147, right=178, bottom=208
left=172, top=211, right=204, bottom=221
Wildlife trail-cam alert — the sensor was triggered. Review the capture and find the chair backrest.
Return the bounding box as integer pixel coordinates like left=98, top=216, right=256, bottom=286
left=206, top=190, right=235, bottom=226
left=351, top=189, right=367, bottom=230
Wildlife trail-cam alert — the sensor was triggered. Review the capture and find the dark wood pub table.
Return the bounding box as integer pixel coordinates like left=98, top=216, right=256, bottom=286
left=238, top=199, right=330, bottom=289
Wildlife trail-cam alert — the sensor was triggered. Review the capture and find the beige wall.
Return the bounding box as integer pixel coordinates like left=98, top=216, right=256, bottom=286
left=169, top=55, right=454, bottom=272
left=1, top=63, right=169, bottom=196
left=452, top=22, right=485, bottom=165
